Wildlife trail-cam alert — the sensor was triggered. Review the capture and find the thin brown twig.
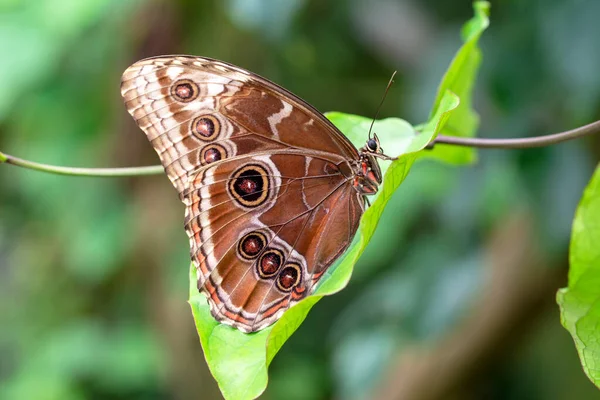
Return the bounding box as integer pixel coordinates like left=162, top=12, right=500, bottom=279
left=0, top=152, right=164, bottom=177
left=427, top=119, right=600, bottom=149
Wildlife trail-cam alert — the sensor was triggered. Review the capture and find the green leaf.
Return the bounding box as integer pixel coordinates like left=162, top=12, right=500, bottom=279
left=558, top=164, right=600, bottom=388
left=423, top=1, right=490, bottom=165
left=188, top=91, right=459, bottom=400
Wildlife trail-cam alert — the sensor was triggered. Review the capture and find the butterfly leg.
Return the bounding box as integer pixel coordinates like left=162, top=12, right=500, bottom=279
left=372, top=152, right=398, bottom=161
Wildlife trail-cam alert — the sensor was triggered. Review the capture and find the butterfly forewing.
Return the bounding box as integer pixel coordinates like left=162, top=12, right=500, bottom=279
left=121, top=55, right=364, bottom=332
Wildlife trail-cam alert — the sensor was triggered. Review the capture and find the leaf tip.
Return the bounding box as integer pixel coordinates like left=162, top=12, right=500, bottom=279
left=461, top=1, right=491, bottom=41
left=474, top=1, right=491, bottom=16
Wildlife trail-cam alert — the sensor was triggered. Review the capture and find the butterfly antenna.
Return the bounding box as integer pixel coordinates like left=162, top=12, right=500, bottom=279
left=368, top=70, right=397, bottom=140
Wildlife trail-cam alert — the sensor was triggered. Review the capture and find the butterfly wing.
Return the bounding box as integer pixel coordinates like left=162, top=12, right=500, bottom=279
left=121, top=56, right=363, bottom=331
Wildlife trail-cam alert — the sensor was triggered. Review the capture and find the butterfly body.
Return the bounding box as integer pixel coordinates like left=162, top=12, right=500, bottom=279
left=121, top=56, right=384, bottom=332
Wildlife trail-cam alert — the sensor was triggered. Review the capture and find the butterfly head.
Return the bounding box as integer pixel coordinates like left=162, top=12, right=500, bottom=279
left=365, top=133, right=383, bottom=155
left=354, top=137, right=383, bottom=196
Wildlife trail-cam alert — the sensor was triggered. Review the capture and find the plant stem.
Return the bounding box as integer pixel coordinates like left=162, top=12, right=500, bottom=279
left=0, top=151, right=164, bottom=177
left=1, top=119, right=598, bottom=178
left=428, top=119, right=600, bottom=149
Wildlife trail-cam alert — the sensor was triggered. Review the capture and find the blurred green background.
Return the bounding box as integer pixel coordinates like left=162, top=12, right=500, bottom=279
left=1, top=0, right=600, bottom=399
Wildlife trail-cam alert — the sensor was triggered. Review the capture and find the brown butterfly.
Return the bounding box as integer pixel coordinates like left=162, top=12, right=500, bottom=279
left=121, top=56, right=390, bottom=332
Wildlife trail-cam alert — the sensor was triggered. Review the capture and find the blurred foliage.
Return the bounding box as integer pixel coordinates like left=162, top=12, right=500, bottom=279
left=1, top=0, right=599, bottom=400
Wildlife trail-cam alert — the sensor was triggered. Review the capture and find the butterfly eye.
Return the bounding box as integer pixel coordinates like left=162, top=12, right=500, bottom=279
left=257, top=248, right=284, bottom=278
left=277, top=263, right=302, bottom=292
left=228, top=164, right=270, bottom=208
left=238, top=231, right=267, bottom=260
left=367, top=138, right=378, bottom=152
left=192, top=115, right=220, bottom=141
left=170, top=79, right=199, bottom=103
left=200, top=144, right=226, bottom=165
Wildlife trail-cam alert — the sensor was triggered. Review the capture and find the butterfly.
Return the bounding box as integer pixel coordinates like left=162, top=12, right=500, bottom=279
left=120, top=56, right=391, bottom=332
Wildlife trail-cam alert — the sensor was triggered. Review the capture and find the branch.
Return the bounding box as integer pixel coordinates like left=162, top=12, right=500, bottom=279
left=1, top=119, right=598, bottom=177
left=372, top=212, right=566, bottom=400
left=0, top=151, right=163, bottom=177
left=427, top=119, right=600, bottom=149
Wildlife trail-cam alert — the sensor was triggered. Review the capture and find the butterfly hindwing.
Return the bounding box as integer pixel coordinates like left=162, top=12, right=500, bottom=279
left=186, top=152, right=362, bottom=331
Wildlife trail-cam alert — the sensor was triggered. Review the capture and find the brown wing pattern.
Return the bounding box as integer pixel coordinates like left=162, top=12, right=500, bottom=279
left=120, top=56, right=363, bottom=332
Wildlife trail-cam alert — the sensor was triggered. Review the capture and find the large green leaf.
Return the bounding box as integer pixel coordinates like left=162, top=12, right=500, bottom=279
left=557, top=164, right=600, bottom=388
left=189, top=92, right=459, bottom=400
left=422, top=1, right=489, bottom=165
